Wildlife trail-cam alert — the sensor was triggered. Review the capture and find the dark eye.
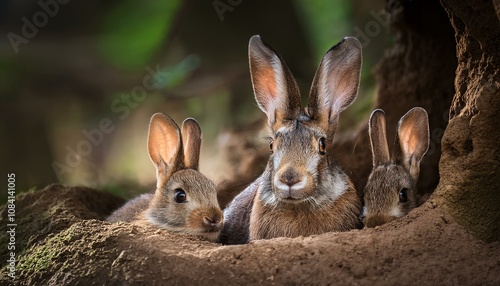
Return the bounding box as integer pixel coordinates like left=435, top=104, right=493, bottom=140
left=174, top=188, right=187, bottom=203
left=399, top=188, right=409, bottom=203
left=318, top=138, right=327, bottom=155
left=269, top=140, right=274, bottom=153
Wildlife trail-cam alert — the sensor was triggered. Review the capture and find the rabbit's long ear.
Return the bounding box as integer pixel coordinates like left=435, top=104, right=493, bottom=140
left=181, top=118, right=202, bottom=171
left=148, top=113, right=183, bottom=179
left=394, top=107, right=429, bottom=182
left=307, top=37, right=362, bottom=130
left=249, top=35, right=301, bottom=128
left=369, top=109, right=390, bottom=167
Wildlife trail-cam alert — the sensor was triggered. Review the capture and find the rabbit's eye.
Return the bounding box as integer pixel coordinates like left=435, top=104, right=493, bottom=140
left=174, top=188, right=187, bottom=203
left=399, top=188, right=409, bottom=203
left=269, top=140, right=274, bottom=153
left=318, top=138, right=327, bottom=155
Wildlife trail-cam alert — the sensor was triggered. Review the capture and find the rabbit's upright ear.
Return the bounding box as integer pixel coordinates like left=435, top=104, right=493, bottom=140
left=394, top=107, right=430, bottom=181
left=307, top=37, right=362, bottom=130
left=369, top=109, right=390, bottom=167
left=148, top=113, right=183, bottom=179
left=248, top=35, right=301, bottom=128
left=181, top=118, right=202, bottom=171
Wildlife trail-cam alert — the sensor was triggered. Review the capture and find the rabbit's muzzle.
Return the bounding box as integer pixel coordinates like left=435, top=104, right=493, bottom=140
left=273, top=164, right=314, bottom=201
left=363, top=213, right=395, bottom=228
left=201, top=211, right=223, bottom=232
left=185, top=207, right=223, bottom=242
left=192, top=207, right=223, bottom=232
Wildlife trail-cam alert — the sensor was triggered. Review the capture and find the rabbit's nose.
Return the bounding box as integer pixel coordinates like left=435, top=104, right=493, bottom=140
left=364, top=214, right=393, bottom=228
left=203, top=216, right=217, bottom=224
left=203, top=214, right=222, bottom=230
left=280, top=169, right=301, bottom=187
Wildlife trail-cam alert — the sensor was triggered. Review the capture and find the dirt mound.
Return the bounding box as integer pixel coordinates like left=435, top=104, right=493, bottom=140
left=0, top=184, right=125, bottom=267
left=1, top=185, right=499, bottom=285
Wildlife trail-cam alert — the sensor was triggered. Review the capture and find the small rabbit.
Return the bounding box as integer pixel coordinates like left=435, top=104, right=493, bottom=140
left=219, top=35, right=363, bottom=245
left=361, top=108, right=429, bottom=228
left=107, top=113, right=223, bottom=242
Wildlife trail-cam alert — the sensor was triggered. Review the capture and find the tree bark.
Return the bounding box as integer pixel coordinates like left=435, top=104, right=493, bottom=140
left=432, top=0, right=500, bottom=242
left=333, top=0, right=457, bottom=197
left=335, top=0, right=500, bottom=242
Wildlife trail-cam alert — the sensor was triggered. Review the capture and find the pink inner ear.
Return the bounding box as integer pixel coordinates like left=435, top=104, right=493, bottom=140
left=265, top=82, right=277, bottom=99
left=151, top=131, right=176, bottom=169
left=400, top=125, right=419, bottom=155
left=254, top=67, right=279, bottom=114
left=259, top=68, right=278, bottom=98
left=148, top=117, right=181, bottom=172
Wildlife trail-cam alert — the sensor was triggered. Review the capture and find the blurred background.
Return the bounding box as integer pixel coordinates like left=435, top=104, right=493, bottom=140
left=0, top=0, right=390, bottom=202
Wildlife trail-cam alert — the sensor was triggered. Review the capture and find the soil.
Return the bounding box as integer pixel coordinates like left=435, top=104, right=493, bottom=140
left=1, top=184, right=499, bottom=285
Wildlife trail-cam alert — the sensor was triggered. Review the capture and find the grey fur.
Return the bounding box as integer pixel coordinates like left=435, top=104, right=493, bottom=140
left=220, top=35, right=363, bottom=244
left=362, top=107, right=429, bottom=228
left=107, top=113, right=223, bottom=242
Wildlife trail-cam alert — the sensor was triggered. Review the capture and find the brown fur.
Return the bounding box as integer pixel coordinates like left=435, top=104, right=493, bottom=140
left=250, top=180, right=361, bottom=240
left=220, top=36, right=363, bottom=244
left=107, top=193, right=153, bottom=222
left=362, top=108, right=429, bottom=228
left=363, top=164, right=417, bottom=228
left=107, top=114, right=223, bottom=242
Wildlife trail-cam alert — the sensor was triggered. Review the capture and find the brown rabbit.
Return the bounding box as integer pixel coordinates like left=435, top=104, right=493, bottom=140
left=361, top=108, right=429, bottom=228
left=107, top=113, right=223, bottom=242
left=219, top=35, right=363, bottom=245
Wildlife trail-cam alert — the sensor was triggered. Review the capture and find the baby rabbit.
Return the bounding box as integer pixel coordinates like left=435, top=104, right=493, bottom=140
left=107, top=113, right=223, bottom=242
left=219, top=35, right=363, bottom=244
left=361, top=108, right=429, bottom=228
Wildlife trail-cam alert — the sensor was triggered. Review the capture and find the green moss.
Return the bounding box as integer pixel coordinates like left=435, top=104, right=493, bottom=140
left=18, top=240, right=58, bottom=273
left=17, top=224, right=85, bottom=274
left=0, top=188, right=51, bottom=263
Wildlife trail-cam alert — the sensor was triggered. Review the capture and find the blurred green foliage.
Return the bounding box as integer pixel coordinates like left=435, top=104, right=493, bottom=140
left=293, top=0, right=351, bottom=61
left=1, top=0, right=389, bottom=199
left=99, top=0, right=181, bottom=69
left=0, top=57, right=17, bottom=98
left=293, top=0, right=379, bottom=127
left=157, top=54, right=201, bottom=89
